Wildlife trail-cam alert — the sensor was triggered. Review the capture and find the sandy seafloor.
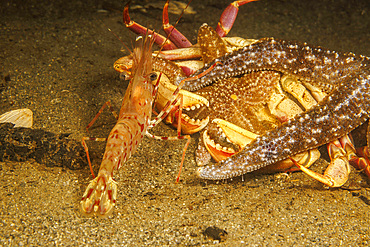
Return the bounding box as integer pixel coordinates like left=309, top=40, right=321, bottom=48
left=1, top=0, right=370, bottom=246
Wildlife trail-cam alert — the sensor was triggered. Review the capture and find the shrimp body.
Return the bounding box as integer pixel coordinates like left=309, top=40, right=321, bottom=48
left=81, top=36, right=157, bottom=216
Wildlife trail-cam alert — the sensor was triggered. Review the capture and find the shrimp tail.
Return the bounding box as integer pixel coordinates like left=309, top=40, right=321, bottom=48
left=80, top=171, right=117, bottom=216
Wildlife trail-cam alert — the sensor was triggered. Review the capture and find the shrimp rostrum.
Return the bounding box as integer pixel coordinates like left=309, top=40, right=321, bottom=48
left=80, top=35, right=160, bottom=216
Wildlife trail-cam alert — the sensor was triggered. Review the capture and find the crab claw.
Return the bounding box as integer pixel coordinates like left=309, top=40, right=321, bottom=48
left=202, top=119, right=257, bottom=162
left=293, top=136, right=353, bottom=187
left=155, top=73, right=210, bottom=134
left=200, top=118, right=320, bottom=173
left=80, top=172, right=117, bottom=217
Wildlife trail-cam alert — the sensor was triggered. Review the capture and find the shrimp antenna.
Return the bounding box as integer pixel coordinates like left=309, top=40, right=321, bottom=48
left=107, top=27, right=132, bottom=55
left=98, top=3, right=133, bottom=55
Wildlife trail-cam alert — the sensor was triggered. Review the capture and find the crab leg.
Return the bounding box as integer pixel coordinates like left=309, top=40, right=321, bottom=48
left=216, top=0, right=258, bottom=37
left=351, top=147, right=370, bottom=179
left=350, top=122, right=370, bottom=178
left=293, top=135, right=355, bottom=187
left=162, top=0, right=192, bottom=48
left=123, top=4, right=177, bottom=50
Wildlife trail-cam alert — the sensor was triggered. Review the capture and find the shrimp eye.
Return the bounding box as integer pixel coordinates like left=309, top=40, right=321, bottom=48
left=149, top=72, right=157, bottom=82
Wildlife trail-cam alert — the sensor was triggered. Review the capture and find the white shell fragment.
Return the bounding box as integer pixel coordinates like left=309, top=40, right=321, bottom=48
left=0, top=108, right=33, bottom=128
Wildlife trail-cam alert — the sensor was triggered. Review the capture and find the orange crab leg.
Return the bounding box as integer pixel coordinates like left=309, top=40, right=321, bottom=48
left=351, top=146, right=370, bottom=179
left=162, top=0, right=193, bottom=48
left=292, top=136, right=354, bottom=187
left=123, top=3, right=177, bottom=50
left=338, top=133, right=370, bottom=179
left=216, top=0, right=258, bottom=37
